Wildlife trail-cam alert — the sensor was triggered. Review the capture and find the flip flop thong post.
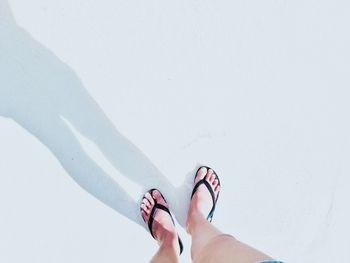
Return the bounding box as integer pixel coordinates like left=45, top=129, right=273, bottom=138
left=141, top=189, right=184, bottom=255
left=190, top=166, right=221, bottom=222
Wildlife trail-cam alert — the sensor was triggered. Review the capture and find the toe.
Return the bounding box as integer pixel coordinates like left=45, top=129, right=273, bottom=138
left=214, top=184, right=220, bottom=193
left=141, top=210, right=147, bottom=220
left=152, top=190, right=162, bottom=202
left=141, top=203, right=148, bottom=214
left=143, top=198, right=151, bottom=208
left=145, top=192, right=155, bottom=205
left=205, top=169, right=212, bottom=181
left=152, top=190, right=169, bottom=208
left=209, top=173, right=215, bottom=183
left=197, top=167, right=208, bottom=181
left=213, top=179, right=218, bottom=187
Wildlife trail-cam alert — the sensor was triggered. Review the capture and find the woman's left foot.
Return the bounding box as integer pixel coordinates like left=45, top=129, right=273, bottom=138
left=141, top=189, right=180, bottom=253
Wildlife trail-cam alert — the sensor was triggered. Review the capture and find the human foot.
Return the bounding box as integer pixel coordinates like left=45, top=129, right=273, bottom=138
left=186, top=166, right=220, bottom=232
left=140, top=189, right=183, bottom=254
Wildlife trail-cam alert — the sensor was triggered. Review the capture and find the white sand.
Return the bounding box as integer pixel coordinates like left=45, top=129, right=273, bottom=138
left=1, top=0, right=349, bottom=262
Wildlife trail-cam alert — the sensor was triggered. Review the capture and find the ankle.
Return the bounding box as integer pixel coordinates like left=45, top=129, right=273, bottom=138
left=158, top=229, right=177, bottom=244
left=158, top=231, right=178, bottom=253
left=186, top=208, right=206, bottom=234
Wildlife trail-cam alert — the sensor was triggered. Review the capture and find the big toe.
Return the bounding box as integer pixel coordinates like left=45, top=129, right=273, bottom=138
left=195, top=166, right=208, bottom=184
left=152, top=190, right=167, bottom=206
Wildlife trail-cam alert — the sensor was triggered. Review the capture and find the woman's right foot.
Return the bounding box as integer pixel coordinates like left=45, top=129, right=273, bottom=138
left=186, top=167, right=220, bottom=233
left=141, top=190, right=178, bottom=250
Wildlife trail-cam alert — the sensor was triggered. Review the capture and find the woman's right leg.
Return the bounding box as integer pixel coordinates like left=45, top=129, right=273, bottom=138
left=187, top=214, right=273, bottom=263
left=141, top=190, right=180, bottom=263
left=187, top=167, right=274, bottom=263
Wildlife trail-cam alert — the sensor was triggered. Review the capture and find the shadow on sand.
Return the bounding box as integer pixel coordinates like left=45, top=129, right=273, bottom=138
left=0, top=1, right=193, bottom=227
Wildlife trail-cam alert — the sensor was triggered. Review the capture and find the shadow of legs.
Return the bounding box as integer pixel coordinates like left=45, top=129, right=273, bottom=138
left=0, top=14, right=181, bottom=227
left=61, top=93, right=176, bottom=194
left=16, top=114, right=141, bottom=225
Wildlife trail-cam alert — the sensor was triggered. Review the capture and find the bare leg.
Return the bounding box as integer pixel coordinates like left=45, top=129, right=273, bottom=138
left=141, top=190, right=180, bottom=263
left=149, top=234, right=179, bottom=263
left=187, top=167, right=273, bottom=263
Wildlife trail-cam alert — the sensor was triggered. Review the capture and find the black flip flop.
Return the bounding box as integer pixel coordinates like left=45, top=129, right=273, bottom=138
left=191, top=166, right=221, bottom=222
left=141, top=189, right=184, bottom=255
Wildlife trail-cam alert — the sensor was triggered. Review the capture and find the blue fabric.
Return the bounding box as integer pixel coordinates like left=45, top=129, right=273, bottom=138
left=259, top=261, right=284, bottom=263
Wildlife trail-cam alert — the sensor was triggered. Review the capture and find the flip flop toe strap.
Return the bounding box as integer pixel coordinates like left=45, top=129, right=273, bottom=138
left=148, top=204, right=173, bottom=238
left=147, top=203, right=184, bottom=255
